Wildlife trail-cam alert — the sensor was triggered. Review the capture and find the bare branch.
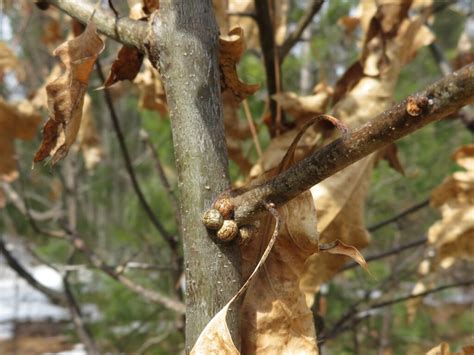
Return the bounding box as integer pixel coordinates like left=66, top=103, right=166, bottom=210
left=321, top=279, right=474, bottom=343
left=254, top=0, right=282, bottom=136
left=0, top=237, right=66, bottom=306
left=369, top=279, right=474, bottom=311
left=368, top=199, right=429, bottom=232
left=342, top=236, right=427, bottom=271
left=1, top=182, right=62, bottom=221
left=44, top=0, right=148, bottom=51
left=3, top=190, right=185, bottom=314
left=140, top=131, right=181, bottom=228
left=64, top=229, right=186, bottom=314
left=279, top=0, right=324, bottom=60
left=230, top=64, right=474, bottom=224
left=95, top=61, right=179, bottom=253
left=63, top=260, right=100, bottom=355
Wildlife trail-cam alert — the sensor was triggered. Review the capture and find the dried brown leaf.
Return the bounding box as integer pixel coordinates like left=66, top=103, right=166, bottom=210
left=426, top=342, right=474, bottom=355
left=34, top=22, right=104, bottom=164
left=219, top=27, right=260, bottom=104
left=192, top=204, right=281, bottom=354
left=428, top=145, right=474, bottom=266
left=103, top=45, right=144, bottom=88
left=0, top=98, right=41, bottom=181
left=320, top=239, right=369, bottom=273
left=273, top=82, right=334, bottom=124
left=453, top=144, right=474, bottom=171
left=241, top=192, right=319, bottom=354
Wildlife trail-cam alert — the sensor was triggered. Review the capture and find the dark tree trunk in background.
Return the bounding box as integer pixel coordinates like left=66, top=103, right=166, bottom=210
left=148, top=1, right=241, bottom=351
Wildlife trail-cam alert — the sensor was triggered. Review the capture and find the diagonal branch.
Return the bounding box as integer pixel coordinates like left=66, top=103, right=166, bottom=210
left=229, top=63, right=474, bottom=224
left=279, top=0, right=324, bottom=61
left=95, top=61, right=179, bottom=253
left=63, top=254, right=100, bottom=355
left=320, top=279, right=474, bottom=343
left=64, top=228, right=186, bottom=314
left=368, top=199, right=430, bottom=232
left=44, top=0, right=148, bottom=51
left=0, top=236, right=66, bottom=306
left=342, top=236, right=427, bottom=271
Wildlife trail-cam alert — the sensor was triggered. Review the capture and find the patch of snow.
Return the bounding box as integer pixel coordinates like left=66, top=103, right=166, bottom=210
left=32, top=265, right=64, bottom=291
left=44, top=343, right=86, bottom=355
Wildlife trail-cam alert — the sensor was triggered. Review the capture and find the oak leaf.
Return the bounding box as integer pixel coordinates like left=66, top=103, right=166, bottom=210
left=428, top=144, right=474, bottom=267
left=426, top=342, right=474, bottom=355
left=103, top=46, right=144, bottom=88
left=301, top=0, right=435, bottom=305
left=219, top=27, right=260, bottom=104
left=103, top=1, right=145, bottom=88
left=34, top=22, right=104, bottom=164
left=0, top=98, right=41, bottom=181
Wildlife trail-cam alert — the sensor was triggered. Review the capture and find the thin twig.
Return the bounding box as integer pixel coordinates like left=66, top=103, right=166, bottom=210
left=4, top=190, right=184, bottom=313
left=370, top=279, right=474, bottom=311
left=63, top=253, right=100, bottom=355
left=320, top=279, right=474, bottom=343
left=0, top=237, right=66, bottom=305
left=368, top=199, right=430, bottom=232
left=242, top=99, right=263, bottom=158
left=63, top=227, right=185, bottom=314
left=140, top=131, right=181, bottom=227
left=279, top=0, right=324, bottom=60
left=95, top=61, right=178, bottom=252
left=342, top=236, right=427, bottom=271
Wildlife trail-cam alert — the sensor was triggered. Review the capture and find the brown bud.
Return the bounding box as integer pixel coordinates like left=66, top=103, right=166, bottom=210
left=239, top=225, right=256, bottom=242
left=213, top=198, right=234, bottom=219
left=201, top=209, right=223, bottom=230
left=216, top=220, right=239, bottom=242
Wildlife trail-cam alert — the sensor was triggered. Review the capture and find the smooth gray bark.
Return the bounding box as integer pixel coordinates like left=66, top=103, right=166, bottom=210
left=148, top=1, right=241, bottom=351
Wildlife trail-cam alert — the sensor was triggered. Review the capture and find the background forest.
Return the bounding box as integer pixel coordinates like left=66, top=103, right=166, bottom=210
left=0, top=0, right=473, bottom=354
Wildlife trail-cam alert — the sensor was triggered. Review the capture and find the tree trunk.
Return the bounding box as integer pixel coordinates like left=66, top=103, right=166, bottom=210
left=148, top=1, right=241, bottom=351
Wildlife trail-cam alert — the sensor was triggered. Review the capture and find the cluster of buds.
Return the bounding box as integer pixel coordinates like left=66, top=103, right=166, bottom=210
left=201, top=198, right=255, bottom=242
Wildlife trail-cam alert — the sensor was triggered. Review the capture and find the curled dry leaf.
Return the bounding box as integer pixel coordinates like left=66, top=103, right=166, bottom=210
left=406, top=145, right=474, bottom=320
left=426, top=342, right=474, bottom=355
left=320, top=239, right=369, bottom=273
left=103, top=45, right=144, bottom=88
left=34, top=22, right=104, bottom=164
left=219, top=27, right=260, bottom=104
left=191, top=204, right=281, bottom=355
left=240, top=192, right=319, bottom=354
left=103, top=0, right=145, bottom=88
left=0, top=98, right=41, bottom=181
left=301, top=0, right=435, bottom=305
left=272, top=81, right=334, bottom=124
left=428, top=144, right=474, bottom=268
